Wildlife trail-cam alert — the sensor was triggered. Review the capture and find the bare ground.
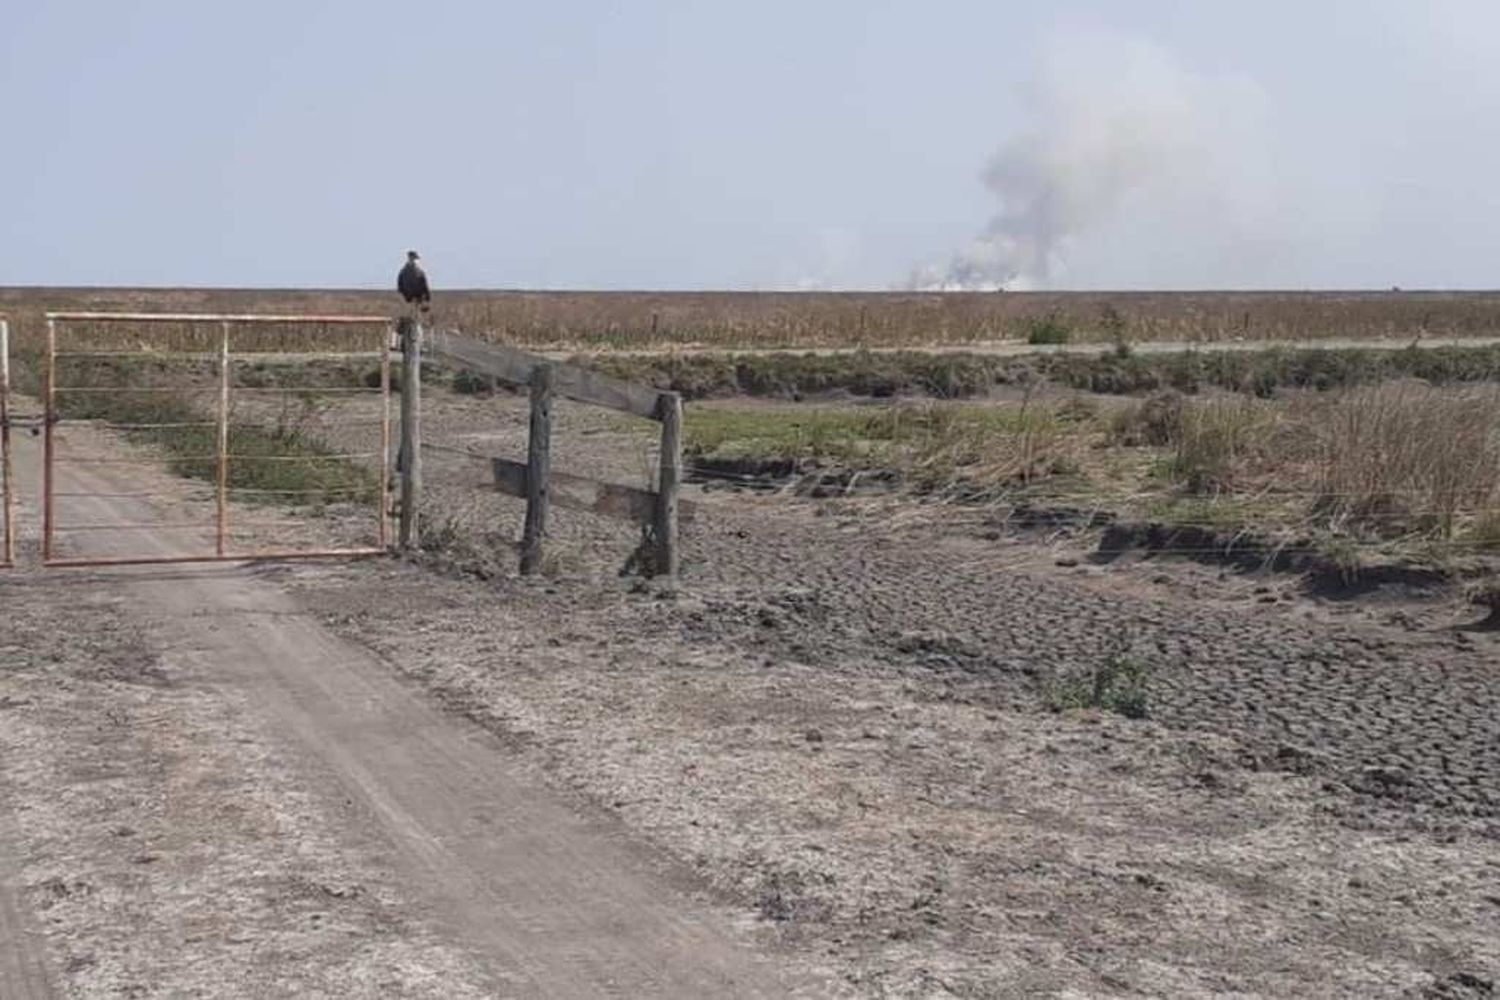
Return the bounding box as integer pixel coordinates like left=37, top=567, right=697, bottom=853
left=316, top=389, right=1500, bottom=996
left=283, top=528, right=1500, bottom=997
left=0, top=421, right=831, bottom=998
left=3, top=391, right=1499, bottom=997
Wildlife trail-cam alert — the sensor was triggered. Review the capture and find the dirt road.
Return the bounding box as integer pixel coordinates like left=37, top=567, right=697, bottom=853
left=0, top=800, right=52, bottom=998
left=0, top=424, right=823, bottom=996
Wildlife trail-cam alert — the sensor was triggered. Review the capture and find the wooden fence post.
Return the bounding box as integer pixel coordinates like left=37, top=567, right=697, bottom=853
left=0, top=319, right=13, bottom=567
left=520, top=363, right=553, bottom=574
left=399, top=316, right=423, bottom=550
left=654, top=391, right=682, bottom=578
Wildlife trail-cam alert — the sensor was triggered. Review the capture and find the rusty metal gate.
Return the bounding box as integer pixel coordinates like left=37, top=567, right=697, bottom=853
left=41, top=312, right=396, bottom=568
left=0, top=317, right=14, bottom=568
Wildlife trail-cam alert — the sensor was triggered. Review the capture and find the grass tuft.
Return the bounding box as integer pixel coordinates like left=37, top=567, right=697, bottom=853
left=1305, top=383, right=1500, bottom=539
left=1026, top=314, right=1072, bottom=345
left=1046, top=653, right=1151, bottom=719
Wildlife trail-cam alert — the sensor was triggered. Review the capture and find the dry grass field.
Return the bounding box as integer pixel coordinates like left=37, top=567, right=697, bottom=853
left=6, top=286, right=1500, bottom=351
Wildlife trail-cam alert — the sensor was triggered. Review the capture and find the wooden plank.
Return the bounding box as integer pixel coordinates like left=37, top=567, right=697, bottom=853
left=398, top=317, right=423, bottom=550
left=491, top=458, right=697, bottom=525
left=428, top=330, right=665, bottom=420
left=554, top=364, right=666, bottom=422
left=520, top=364, right=553, bottom=574
left=428, top=330, right=535, bottom=385
left=654, top=392, right=683, bottom=577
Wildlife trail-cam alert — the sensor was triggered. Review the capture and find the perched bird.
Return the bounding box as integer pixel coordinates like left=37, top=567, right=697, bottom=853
left=397, top=250, right=431, bottom=312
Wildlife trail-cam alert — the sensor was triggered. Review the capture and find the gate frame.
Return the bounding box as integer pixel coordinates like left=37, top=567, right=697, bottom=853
left=42, top=311, right=396, bottom=568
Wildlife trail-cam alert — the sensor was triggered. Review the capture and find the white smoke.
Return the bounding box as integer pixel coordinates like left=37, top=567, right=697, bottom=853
left=912, top=29, right=1278, bottom=290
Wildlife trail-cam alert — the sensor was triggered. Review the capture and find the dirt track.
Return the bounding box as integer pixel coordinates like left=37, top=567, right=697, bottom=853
left=0, top=423, right=828, bottom=997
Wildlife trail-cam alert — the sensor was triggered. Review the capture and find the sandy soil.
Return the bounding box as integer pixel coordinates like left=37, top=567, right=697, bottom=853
left=3, top=388, right=1499, bottom=998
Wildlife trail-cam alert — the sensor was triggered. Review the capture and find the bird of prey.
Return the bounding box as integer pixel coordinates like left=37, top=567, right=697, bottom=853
left=397, top=250, right=431, bottom=312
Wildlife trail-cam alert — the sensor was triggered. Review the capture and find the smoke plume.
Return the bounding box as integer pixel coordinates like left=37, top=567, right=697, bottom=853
left=912, top=29, right=1276, bottom=290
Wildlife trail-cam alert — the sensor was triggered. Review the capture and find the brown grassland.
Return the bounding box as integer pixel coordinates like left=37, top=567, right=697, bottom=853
left=5, top=286, right=1500, bottom=351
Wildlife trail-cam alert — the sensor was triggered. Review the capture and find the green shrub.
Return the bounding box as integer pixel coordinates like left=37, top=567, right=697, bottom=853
left=451, top=369, right=495, bottom=395
left=1046, top=653, right=1150, bottom=719
left=1025, top=314, right=1072, bottom=345
left=596, top=344, right=1500, bottom=404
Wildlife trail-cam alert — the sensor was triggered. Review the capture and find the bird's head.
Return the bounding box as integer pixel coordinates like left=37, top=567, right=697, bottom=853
left=406, top=250, right=420, bottom=261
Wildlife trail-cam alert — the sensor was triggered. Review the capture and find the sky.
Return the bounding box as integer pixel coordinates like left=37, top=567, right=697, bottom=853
left=2, top=0, right=1498, bottom=290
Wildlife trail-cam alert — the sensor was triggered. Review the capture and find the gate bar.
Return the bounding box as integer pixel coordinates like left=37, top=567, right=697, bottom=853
left=43, top=548, right=387, bottom=569
left=45, top=312, right=392, bottom=324
left=378, top=323, right=393, bottom=550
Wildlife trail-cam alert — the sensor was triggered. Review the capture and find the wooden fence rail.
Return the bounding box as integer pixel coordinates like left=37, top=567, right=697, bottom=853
left=421, top=327, right=684, bottom=577
left=427, top=329, right=664, bottom=420
left=490, top=458, right=698, bottom=524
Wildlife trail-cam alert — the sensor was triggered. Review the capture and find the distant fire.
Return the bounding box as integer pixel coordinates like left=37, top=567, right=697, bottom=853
left=911, top=27, right=1274, bottom=291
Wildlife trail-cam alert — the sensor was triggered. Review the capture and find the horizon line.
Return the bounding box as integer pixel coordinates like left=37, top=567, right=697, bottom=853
left=2, top=285, right=1496, bottom=296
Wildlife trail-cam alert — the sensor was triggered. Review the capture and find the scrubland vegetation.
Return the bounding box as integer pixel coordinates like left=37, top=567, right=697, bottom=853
left=595, top=342, right=1500, bottom=400
left=685, top=383, right=1500, bottom=560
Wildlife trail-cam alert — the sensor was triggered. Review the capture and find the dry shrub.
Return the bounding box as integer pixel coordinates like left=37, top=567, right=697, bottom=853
left=1305, top=383, right=1500, bottom=538
left=1470, top=509, right=1500, bottom=550
left=901, top=403, right=1088, bottom=491
left=1169, top=396, right=1282, bottom=494
left=1108, top=390, right=1186, bottom=447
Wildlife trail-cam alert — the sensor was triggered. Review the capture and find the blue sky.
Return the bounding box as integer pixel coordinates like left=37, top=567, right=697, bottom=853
left=3, top=1, right=1498, bottom=289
